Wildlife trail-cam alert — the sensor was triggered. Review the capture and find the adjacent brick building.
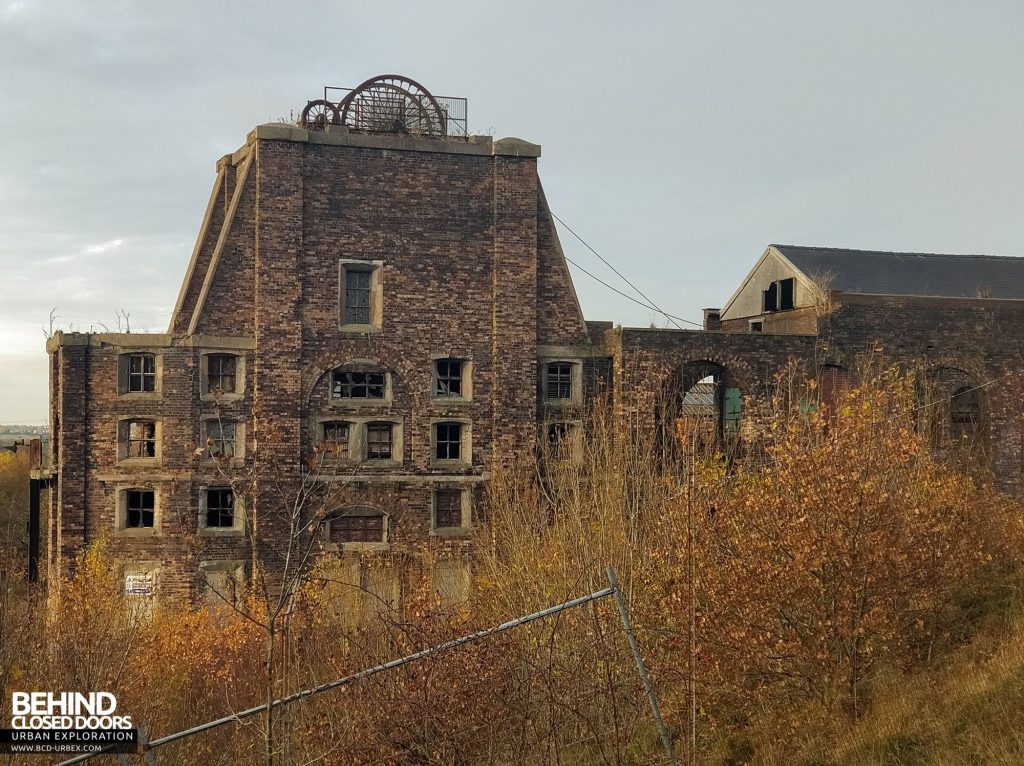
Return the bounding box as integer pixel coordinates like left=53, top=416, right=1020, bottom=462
left=43, top=78, right=1024, bottom=604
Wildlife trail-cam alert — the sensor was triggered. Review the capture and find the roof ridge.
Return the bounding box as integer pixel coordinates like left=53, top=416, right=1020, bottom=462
left=771, top=244, right=1023, bottom=261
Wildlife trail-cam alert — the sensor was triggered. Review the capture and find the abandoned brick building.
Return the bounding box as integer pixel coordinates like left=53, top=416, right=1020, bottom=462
left=42, top=75, right=1024, bottom=604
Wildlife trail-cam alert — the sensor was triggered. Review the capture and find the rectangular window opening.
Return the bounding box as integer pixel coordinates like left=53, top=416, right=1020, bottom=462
left=126, top=490, right=155, bottom=528
left=344, top=268, right=373, bottom=325
left=331, top=514, right=384, bottom=544
left=332, top=370, right=386, bottom=399
left=435, top=423, right=462, bottom=461
left=321, top=421, right=350, bottom=457
left=366, top=422, right=393, bottom=460
left=206, top=488, right=235, bottom=528
left=435, top=489, right=463, bottom=528
left=126, top=354, right=156, bottom=393
left=206, top=421, right=236, bottom=459
left=207, top=355, right=237, bottom=394
left=546, top=363, right=573, bottom=400
left=435, top=359, right=463, bottom=397
left=125, top=420, right=157, bottom=458
left=779, top=278, right=795, bottom=311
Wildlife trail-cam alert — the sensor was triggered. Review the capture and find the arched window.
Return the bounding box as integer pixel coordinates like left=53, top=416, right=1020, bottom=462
left=658, top=362, right=742, bottom=464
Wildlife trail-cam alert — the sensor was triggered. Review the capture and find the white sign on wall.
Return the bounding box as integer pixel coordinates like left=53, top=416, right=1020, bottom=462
left=124, top=573, right=154, bottom=596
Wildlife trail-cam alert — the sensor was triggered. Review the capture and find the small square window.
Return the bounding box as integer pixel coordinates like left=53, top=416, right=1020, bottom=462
left=207, top=355, right=237, bottom=394
left=125, top=490, right=155, bottom=528
left=205, top=421, right=236, bottom=459
left=123, top=420, right=157, bottom=459
left=435, top=359, right=463, bottom=397
left=434, top=489, right=463, bottom=529
left=546, top=363, right=573, bottom=400
left=321, top=420, right=351, bottom=458
left=126, top=354, right=156, bottom=393
left=435, top=423, right=462, bottom=461
left=332, top=370, right=386, bottom=399
left=366, top=422, right=393, bottom=460
left=205, top=489, right=235, bottom=528
left=330, top=514, right=385, bottom=544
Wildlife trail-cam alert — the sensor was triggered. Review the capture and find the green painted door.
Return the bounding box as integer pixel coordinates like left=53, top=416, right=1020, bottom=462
left=723, top=387, right=742, bottom=440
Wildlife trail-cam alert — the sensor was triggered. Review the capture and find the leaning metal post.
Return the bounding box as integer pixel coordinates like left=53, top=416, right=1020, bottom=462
left=53, top=585, right=616, bottom=766
left=606, top=566, right=677, bottom=765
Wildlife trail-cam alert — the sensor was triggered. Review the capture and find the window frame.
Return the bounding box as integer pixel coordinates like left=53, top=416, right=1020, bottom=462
left=200, top=416, right=246, bottom=463
left=431, top=356, right=473, bottom=402
left=199, top=486, right=245, bottom=536
left=431, top=487, right=472, bottom=535
left=328, top=362, right=393, bottom=407
left=117, top=418, right=161, bottom=464
left=540, top=359, right=583, bottom=407
left=338, top=259, right=384, bottom=332
left=318, top=419, right=353, bottom=462
left=200, top=352, right=245, bottom=401
left=365, top=421, right=395, bottom=462
left=324, top=507, right=389, bottom=550
left=762, top=278, right=796, bottom=313
left=115, top=487, right=160, bottom=536
left=118, top=352, right=160, bottom=396
left=430, top=419, right=473, bottom=467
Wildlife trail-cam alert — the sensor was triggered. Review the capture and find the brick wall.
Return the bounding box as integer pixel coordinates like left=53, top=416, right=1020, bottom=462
left=47, top=126, right=580, bottom=605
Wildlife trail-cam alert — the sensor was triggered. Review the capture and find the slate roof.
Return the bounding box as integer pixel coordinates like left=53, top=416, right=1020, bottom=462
left=774, top=245, right=1024, bottom=300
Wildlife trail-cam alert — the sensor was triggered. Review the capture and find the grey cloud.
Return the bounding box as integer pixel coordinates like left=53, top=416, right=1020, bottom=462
left=2, top=0, right=1023, bottom=423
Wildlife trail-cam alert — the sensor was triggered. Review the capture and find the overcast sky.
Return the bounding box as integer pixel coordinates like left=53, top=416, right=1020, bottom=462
left=2, top=1, right=1023, bottom=425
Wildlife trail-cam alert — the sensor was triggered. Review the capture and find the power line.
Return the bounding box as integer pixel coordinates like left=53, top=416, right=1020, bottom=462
left=551, top=211, right=704, bottom=330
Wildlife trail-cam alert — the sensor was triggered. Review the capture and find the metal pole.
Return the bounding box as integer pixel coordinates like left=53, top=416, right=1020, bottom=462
left=54, top=585, right=615, bottom=765
left=606, top=566, right=676, bottom=765
left=138, top=725, right=156, bottom=766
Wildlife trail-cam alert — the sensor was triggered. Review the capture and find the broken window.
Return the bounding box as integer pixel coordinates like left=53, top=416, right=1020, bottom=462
left=123, top=420, right=157, bottom=459
left=434, top=489, right=463, bottom=528
left=330, top=513, right=385, bottom=544
left=207, top=354, right=237, bottom=394
left=779, top=278, right=795, bottom=310
left=332, top=370, right=386, bottom=399
left=205, top=421, right=235, bottom=459
left=343, top=267, right=373, bottom=325
left=125, top=489, right=155, bottom=528
left=366, top=422, right=393, bottom=460
left=435, top=359, right=464, bottom=397
left=749, top=321, right=763, bottom=333
left=547, top=422, right=572, bottom=454
left=435, top=422, right=462, bottom=461
left=320, top=420, right=351, bottom=458
left=763, top=278, right=795, bottom=312
left=951, top=386, right=980, bottom=439
left=205, top=488, right=235, bottom=528
left=126, top=354, right=156, bottom=393
left=546, top=362, right=573, bottom=400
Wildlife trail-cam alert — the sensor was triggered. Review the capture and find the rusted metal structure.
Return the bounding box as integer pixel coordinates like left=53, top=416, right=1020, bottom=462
left=300, top=74, right=468, bottom=136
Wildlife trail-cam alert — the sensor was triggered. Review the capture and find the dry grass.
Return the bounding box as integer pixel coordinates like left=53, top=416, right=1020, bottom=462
left=732, top=597, right=1024, bottom=766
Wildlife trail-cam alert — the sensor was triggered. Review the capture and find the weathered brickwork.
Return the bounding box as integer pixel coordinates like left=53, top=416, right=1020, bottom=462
left=46, top=125, right=604, bottom=605
left=46, top=116, right=1024, bottom=608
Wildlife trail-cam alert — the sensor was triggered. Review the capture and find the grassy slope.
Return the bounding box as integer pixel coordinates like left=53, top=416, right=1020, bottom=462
left=737, top=619, right=1024, bottom=766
